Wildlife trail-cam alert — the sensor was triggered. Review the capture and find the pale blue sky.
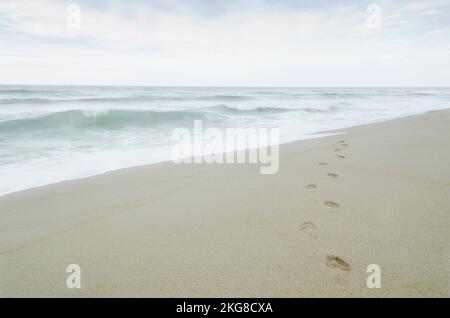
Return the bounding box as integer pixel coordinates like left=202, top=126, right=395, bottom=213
left=0, top=0, right=449, bottom=86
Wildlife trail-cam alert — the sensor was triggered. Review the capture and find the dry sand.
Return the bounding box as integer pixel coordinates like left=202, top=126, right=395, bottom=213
left=1, top=110, right=449, bottom=297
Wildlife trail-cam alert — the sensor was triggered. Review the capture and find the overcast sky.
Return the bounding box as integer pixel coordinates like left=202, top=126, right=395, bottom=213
left=0, top=0, right=449, bottom=86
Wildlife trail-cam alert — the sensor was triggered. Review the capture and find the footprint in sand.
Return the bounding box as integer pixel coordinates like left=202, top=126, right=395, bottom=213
left=326, top=255, right=351, bottom=272
left=324, top=201, right=339, bottom=208
left=318, top=162, right=327, bottom=166
left=300, top=221, right=316, bottom=230
left=341, top=143, right=349, bottom=147
left=334, top=148, right=342, bottom=152
left=300, top=222, right=318, bottom=239
left=327, top=173, right=338, bottom=178
left=337, top=155, right=346, bottom=159
left=305, top=184, right=317, bottom=189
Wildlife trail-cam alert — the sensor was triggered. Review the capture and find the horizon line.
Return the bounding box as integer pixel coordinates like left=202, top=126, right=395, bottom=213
left=1, top=83, right=449, bottom=88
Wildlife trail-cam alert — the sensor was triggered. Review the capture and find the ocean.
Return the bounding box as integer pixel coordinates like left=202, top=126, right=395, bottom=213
left=1, top=85, right=449, bottom=196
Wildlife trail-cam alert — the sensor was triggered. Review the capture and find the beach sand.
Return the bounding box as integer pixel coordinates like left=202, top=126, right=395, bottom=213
left=0, top=110, right=449, bottom=297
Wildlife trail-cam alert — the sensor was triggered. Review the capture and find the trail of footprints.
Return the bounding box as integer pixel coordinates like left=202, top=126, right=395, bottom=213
left=302, top=139, right=352, bottom=275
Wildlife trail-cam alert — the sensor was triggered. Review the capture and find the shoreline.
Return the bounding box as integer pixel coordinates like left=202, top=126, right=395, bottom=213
left=1, top=108, right=446, bottom=199
left=1, top=109, right=449, bottom=297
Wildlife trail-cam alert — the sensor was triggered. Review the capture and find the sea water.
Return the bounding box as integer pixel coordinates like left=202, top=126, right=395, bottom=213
left=1, top=85, right=449, bottom=196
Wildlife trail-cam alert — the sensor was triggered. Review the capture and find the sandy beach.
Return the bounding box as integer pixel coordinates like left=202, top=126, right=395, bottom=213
left=0, top=109, right=449, bottom=298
